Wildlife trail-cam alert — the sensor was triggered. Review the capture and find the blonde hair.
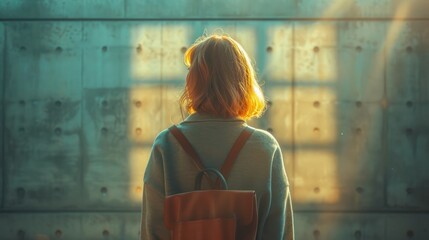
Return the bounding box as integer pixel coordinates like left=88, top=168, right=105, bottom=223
left=180, top=34, right=266, bottom=120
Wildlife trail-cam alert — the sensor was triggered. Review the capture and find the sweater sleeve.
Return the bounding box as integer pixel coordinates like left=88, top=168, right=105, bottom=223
left=260, top=146, right=295, bottom=240
left=140, top=143, right=170, bottom=240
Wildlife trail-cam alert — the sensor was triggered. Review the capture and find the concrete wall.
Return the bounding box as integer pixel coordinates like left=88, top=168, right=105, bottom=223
left=1, top=0, right=429, bottom=239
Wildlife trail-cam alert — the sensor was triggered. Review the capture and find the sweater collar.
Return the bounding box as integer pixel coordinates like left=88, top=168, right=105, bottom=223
left=183, top=112, right=246, bottom=123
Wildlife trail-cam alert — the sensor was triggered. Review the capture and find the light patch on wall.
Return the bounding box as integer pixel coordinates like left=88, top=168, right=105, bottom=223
left=294, top=150, right=340, bottom=204
left=162, top=86, right=186, bottom=127
left=265, top=25, right=293, bottom=81
left=321, top=0, right=353, bottom=19
left=130, top=25, right=162, bottom=81
left=161, top=24, right=192, bottom=81
left=128, top=147, right=151, bottom=202
left=234, top=27, right=257, bottom=61
left=295, top=23, right=338, bottom=82
left=294, top=88, right=338, bottom=144
left=128, top=86, right=162, bottom=143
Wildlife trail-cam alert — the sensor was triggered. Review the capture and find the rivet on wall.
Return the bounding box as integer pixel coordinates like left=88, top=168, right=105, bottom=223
left=356, top=46, right=362, bottom=52
left=19, top=100, right=26, bottom=106
left=313, top=229, right=320, bottom=238
left=135, top=100, right=142, bottom=108
left=406, top=230, right=414, bottom=238
left=313, top=101, right=320, bottom=108
left=102, top=229, right=110, bottom=237
left=135, top=128, right=142, bottom=136
left=356, top=186, right=364, bottom=194
left=355, top=101, right=362, bottom=108
left=313, top=46, right=320, bottom=53
left=354, top=230, right=362, bottom=239
left=19, top=46, right=26, bottom=51
left=355, top=127, right=362, bottom=134
left=16, top=187, right=25, bottom=199
left=266, top=46, right=273, bottom=53
left=102, top=46, right=108, bottom=52
left=100, top=187, right=108, bottom=196
left=313, top=127, right=320, bottom=134
left=406, top=187, right=414, bottom=195
left=405, top=128, right=414, bottom=136
left=55, top=229, right=62, bottom=238
left=101, top=127, right=108, bottom=134
left=55, top=46, right=62, bottom=53
left=54, top=127, right=62, bottom=135
left=406, top=101, right=413, bottom=108
left=17, top=229, right=25, bottom=239
left=55, top=100, right=62, bottom=107
left=136, top=44, right=142, bottom=54
left=381, top=98, right=388, bottom=109
left=181, top=46, right=187, bottom=53
left=313, top=187, right=320, bottom=194
left=406, top=46, right=413, bottom=53
left=101, top=100, right=108, bottom=108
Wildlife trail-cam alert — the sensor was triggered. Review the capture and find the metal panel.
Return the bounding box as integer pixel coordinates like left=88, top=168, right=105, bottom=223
left=82, top=88, right=157, bottom=209
left=386, top=21, right=429, bottom=102
left=4, top=22, right=82, bottom=210
left=295, top=213, right=385, bottom=240
left=83, top=22, right=162, bottom=88
left=0, top=0, right=83, bottom=19
left=387, top=104, right=429, bottom=208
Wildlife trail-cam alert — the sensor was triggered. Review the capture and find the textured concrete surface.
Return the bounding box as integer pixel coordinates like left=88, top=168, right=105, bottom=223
left=1, top=0, right=429, bottom=239
left=1, top=0, right=429, bottom=19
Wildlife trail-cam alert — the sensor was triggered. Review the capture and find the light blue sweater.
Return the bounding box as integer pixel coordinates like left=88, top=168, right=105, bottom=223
left=141, top=113, right=294, bottom=240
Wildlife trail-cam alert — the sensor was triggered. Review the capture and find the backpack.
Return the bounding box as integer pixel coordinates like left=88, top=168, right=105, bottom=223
left=163, top=125, right=258, bottom=240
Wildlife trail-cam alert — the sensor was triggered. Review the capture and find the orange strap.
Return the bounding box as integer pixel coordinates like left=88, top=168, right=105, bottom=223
left=169, top=125, right=254, bottom=189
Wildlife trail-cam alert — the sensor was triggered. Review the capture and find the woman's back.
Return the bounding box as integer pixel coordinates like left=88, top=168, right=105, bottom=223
left=140, top=33, right=294, bottom=240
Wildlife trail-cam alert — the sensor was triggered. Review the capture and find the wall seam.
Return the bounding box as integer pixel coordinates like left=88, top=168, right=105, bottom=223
left=0, top=18, right=429, bottom=21
left=1, top=21, right=7, bottom=210
left=79, top=21, right=85, bottom=209
left=290, top=20, right=296, bottom=196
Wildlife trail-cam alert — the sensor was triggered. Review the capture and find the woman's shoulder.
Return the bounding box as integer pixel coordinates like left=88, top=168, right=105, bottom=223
left=246, top=126, right=281, bottom=151
left=152, top=128, right=171, bottom=146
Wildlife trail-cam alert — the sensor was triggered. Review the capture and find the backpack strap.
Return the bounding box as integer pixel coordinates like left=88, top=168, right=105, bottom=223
left=169, top=125, right=205, bottom=171
left=169, top=125, right=214, bottom=186
left=216, top=127, right=254, bottom=188
left=169, top=125, right=254, bottom=189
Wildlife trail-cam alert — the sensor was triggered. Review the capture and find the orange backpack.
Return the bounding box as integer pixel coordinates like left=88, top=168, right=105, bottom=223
left=164, top=125, right=258, bottom=240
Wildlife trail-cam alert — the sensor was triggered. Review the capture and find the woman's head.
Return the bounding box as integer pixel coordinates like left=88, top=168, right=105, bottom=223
left=180, top=34, right=266, bottom=120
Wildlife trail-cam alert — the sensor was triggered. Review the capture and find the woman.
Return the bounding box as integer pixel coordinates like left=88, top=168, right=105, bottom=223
left=141, top=34, right=294, bottom=240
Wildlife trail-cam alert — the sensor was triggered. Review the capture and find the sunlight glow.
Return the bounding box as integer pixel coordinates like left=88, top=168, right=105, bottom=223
left=294, top=150, right=340, bottom=203
left=265, top=25, right=293, bottom=81
left=128, top=147, right=151, bottom=202
left=295, top=23, right=338, bottom=82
